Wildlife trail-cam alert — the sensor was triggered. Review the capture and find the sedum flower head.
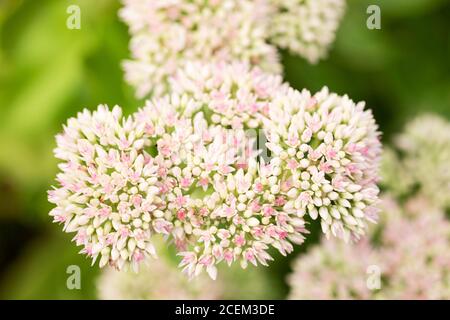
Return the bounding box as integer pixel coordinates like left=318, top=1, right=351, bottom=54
left=268, top=0, right=346, bottom=64
left=49, top=64, right=381, bottom=279
left=263, top=87, right=382, bottom=243
left=379, top=206, right=450, bottom=299
left=380, top=148, right=413, bottom=197
left=120, top=0, right=281, bottom=98
left=98, top=263, right=220, bottom=299
left=97, top=239, right=222, bottom=299
left=97, top=239, right=275, bottom=299
left=389, top=114, right=450, bottom=209
left=48, top=105, right=172, bottom=271
left=288, top=196, right=450, bottom=299
left=288, top=239, right=376, bottom=299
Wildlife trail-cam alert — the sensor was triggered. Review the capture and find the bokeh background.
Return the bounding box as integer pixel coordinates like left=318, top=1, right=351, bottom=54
left=0, top=0, right=449, bottom=299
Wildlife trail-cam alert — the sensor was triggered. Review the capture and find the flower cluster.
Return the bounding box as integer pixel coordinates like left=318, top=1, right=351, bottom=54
left=98, top=260, right=221, bottom=300
left=288, top=195, right=450, bottom=299
left=97, top=239, right=222, bottom=299
left=120, top=0, right=281, bottom=98
left=97, top=239, right=275, bottom=299
left=382, top=114, right=450, bottom=209
left=49, top=63, right=381, bottom=279
left=120, top=0, right=347, bottom=99
left=48, top=105, right=168, bottom=271
left=263, top=87, right=381, bottom=242
left=169, top=62, right=288, bottom=130
left=288, top=239, right=376, bottom=299
left=268, top=0, right=346, bottom=63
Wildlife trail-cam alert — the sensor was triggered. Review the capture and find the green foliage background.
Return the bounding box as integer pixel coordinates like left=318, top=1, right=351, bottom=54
left=0, top=0, right=448, bottom=299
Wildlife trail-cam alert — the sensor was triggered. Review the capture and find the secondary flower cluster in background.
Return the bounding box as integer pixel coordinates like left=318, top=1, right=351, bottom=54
left=288, top=195, right=450, bottom=299
left=98, top=256, right=222, bottom=299
left=382, top=114, right=450, bottom=209
left=120, top=0, right=346, bottom=99
left=97, top=237, right=274, bottom=299
left=269, top=0, right=346, bottom=64
left=120, top=0, right=281, bottom=98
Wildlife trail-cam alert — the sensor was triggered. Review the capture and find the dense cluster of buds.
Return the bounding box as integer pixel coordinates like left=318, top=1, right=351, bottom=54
left=262, top=87, right=381, bottom=242
left=98, top=259, right=222, bottom=299
left=268, top=0, right=346, bottom=63
left=49, top=63, right=381, bottom=279
left=382, top=114, right=450, bottom=209
left=120, top=0, right=281, bottom=98
left=97, top=238, right=222, bottom=299
left=120, top=0, right=346, bottom=99
left=97, top=238, right=274, bottom=299
left=48, top=106, right=166, bottom=271
left=288, top=195, right=450, bottom=299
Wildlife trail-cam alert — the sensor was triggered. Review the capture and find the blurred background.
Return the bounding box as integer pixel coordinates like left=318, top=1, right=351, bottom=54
left=0, top=0, right=449, bottom=299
